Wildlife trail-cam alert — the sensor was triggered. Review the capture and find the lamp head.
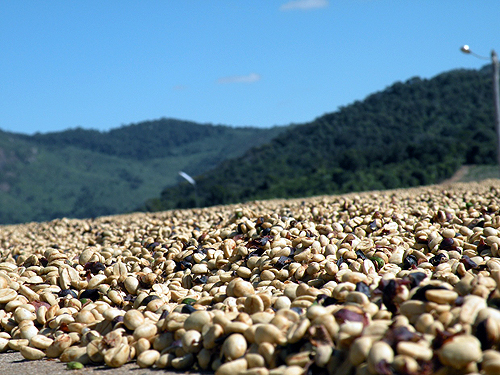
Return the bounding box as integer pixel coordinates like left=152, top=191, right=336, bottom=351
left=460, top=44, right=470, bottom=53
left=461, top=45, right=471, bottom=54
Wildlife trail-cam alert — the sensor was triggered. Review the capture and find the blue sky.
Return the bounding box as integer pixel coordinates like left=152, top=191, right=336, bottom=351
left=1, top=0, right=499, bottom=134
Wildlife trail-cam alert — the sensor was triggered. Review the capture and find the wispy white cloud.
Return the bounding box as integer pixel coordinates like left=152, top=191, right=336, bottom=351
left=280, top=0, right=328, bottom=11
left=217, top=73, right=261, bottom=84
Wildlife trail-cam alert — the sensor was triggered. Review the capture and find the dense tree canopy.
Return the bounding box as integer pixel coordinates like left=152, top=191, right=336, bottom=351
left=145, top=66, right=496, bottom=212
left=0, top=120, right=284, bottom=224
left=0, top=65, right=495, bottom=224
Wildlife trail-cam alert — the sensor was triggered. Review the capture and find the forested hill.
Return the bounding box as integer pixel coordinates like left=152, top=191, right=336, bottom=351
left=0, top=119, right=285, bottom=224
left=19, top=119, right=277, bottom=160
left=145, top=65, right=496, bottom=211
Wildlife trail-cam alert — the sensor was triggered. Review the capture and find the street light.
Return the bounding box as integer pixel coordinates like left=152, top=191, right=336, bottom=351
left=461, top=45, right=500, bottom=176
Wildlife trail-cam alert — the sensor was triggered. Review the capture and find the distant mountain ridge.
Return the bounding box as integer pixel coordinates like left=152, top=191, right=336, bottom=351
left=145, top=65, right=497, bottom=211
left=21, top=119, right=262, bottom=160
left=0, top=119, right=286, bottom=224
left=1, top=65, right=496, bottom=224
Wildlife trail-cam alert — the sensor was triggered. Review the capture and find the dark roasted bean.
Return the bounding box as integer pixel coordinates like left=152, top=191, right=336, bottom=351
left=403, top=254, right=418, bottom=269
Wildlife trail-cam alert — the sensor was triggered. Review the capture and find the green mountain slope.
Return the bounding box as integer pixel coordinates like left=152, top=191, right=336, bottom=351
left=0, top=119, right=285, bottom=224
left=146, top=66, right=496, bottom=211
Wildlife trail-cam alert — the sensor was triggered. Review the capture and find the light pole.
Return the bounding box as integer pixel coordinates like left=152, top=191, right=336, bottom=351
left=461, top=45, right=500, bottom=176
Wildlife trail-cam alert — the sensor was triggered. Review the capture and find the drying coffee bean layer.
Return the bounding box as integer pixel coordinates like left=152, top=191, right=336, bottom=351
left=1, top=181, right=500, bottom=375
